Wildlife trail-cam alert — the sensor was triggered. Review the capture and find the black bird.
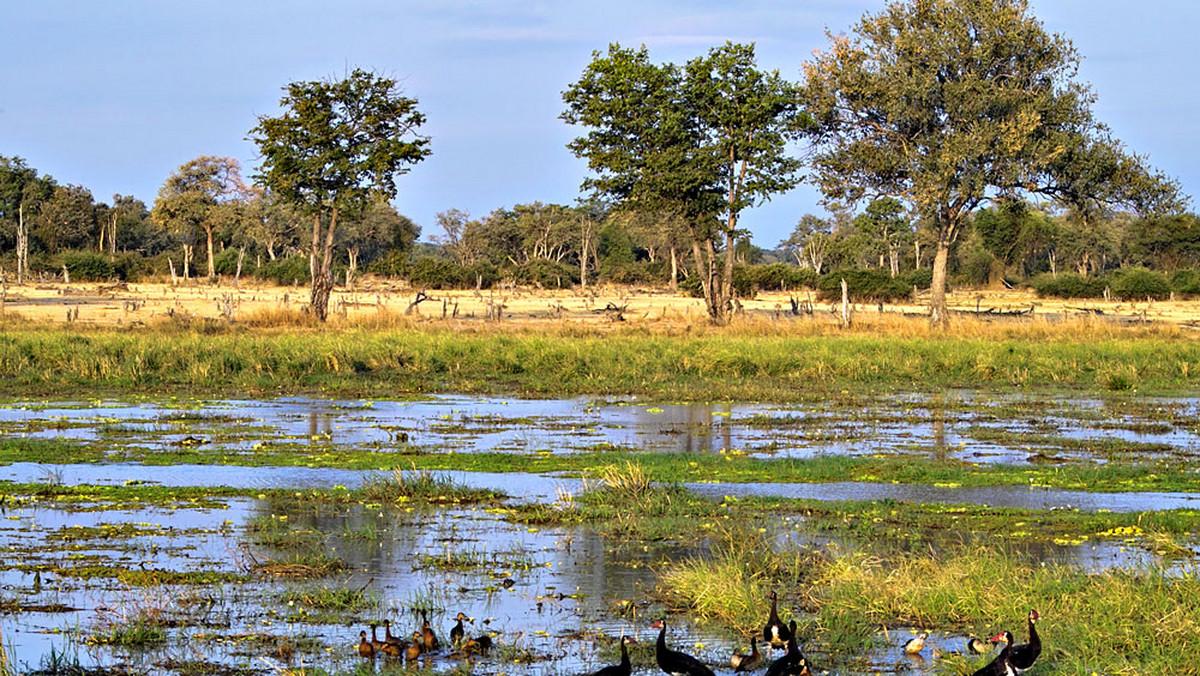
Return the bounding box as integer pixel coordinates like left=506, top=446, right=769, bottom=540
left=763, top=635, right=811, bottom=676
left=450, top=612, right=470, bottom=647
left=653, top=619, right=716, bottom=676
left=592, top=635, right=635, bottom=676
left=474, top=633, right=494, bottom=654
left=763, top=591, right=793, bottom=650
left=730, top=636, right=761, bottom=673
left=1009, top=610, right=1041, bottom=673
left=970, top=631, right=1014, bottom=676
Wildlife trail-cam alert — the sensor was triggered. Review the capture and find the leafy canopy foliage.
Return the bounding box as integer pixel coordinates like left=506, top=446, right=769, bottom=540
left=250, top=68, right=430, bottom=216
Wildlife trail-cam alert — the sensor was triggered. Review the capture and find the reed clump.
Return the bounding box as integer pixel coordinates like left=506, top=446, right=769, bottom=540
left=657, top=523, right=818, bottom=634
left=355, top=467, right=504, bottom=504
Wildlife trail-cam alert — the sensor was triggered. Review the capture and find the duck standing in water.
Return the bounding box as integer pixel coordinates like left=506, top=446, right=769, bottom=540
left=763, top=591, right=793, bottom=651
left=903, top=632, right=928, bottom=655
left=653, top=619, right=716, bottom=676
left=591, top=635, right=635, bottom=676
left=731, top=636, right=761, bottom=672
left=421, top=609, right=441, bottom=651
left=358, top=630, right=375, bottom=658
left=967, top=636, right=991, bottom=654
left=764, top=634, right=811, bottom=676
left=450, top=611, right=470, bottom=647
left=406, top=631, right=423, bottom=661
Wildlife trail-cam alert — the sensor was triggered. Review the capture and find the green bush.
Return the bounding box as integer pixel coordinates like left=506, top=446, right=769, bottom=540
left=1170, top=269, right=1200, bottom=296
left=1109, top=267, right=1171, bottom=300
left=899, top=268, right=934, bottom=291
left=111, top=252, right=153, bottom=282
left=213, top=248, right=258, bottom=277
left=366, top=250, right=410, bottom=278
left=63, top=251, right=115, bottom=281
left=745, top=263, right=818, bottom=292
left=510, top=259, right=579, bottom=288
left=258, top=256, right=311, bottom=286
left=1030, top=273, right=1107, bottom=299
left=816, top=269, right=912, bottom=302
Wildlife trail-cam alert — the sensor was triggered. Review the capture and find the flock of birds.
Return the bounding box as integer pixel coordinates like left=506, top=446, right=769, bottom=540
left=355, top=594, right=1042, bottom=676
left=356, top=610, right=493, bottom=661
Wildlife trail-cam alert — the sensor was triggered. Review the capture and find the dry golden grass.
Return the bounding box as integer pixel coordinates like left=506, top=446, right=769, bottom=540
left=2, top=278, right=1199, bottom=345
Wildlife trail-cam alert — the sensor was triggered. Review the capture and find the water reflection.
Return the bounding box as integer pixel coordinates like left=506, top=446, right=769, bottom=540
left=2, top=393, right=1198, bottom=463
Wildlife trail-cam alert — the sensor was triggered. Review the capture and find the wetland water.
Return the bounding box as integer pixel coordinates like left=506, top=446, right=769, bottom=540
left=1, top=393, right=1197, bottom=675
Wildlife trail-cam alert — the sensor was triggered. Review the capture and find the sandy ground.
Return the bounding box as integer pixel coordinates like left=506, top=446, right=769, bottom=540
left=1, top=278, right=1198, bottom=328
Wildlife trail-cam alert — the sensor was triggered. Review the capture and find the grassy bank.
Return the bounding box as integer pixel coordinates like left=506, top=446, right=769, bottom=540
left=0, top=317, right=1197, bottom=399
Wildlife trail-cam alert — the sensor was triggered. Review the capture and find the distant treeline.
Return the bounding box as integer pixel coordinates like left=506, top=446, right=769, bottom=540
left=2, top=155, right=1199, bottom=301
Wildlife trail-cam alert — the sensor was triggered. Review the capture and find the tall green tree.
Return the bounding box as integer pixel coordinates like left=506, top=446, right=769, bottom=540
left=152, top=156, right=245, bottom=280
left=563, top=42, right=803, bottom=323
left=0, top=156, right=55, bottom=283
left=801, top=0, right=1183, bottom=325
left=35, top=184, right=97, bottom=254
left=854, top=198, right=912, bottom=277
left=250, top=68, right=431, bottom=321
left=780, top=214, right=834, bottom=274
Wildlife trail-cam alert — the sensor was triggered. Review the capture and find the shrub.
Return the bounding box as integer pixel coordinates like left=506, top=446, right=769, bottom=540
left=510, top=259, right=579, bottom=288
left=1170, top=269, right=1200, bottom=296
left=1030, top=273, right=1106, bottom=299
left=816, top=269, right=912, bottom=302
left=900, top=268, right=934, bottom=291
left=213, top=248, right=257, bottom=277
left=258, top=256, right=311, bottom=286
left=63, top=251, right=115, bottom=281
left=366, top=250, right=410, bottom=278
left=1109, top=267, right=1171, bottom=301
left=111, top=252, right=154, bottom=282
left=407, top=257, right=471, bottom=289
left=744, top=263, right=818, bottom=293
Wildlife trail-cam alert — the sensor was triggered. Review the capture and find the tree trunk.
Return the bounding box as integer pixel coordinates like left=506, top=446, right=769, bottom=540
left=16, top=204, right=27, bottom=285
left=183, top=245, right=193, bottom=282
left=579, top=236, right=589, bottom=290
left=311, top=206, right=339, bottom=321
left=205, top=226, right=216, bottom=279
left=669, top=245, right=679, bottom=290
left=929, top=237, right=951, bottom=327
left=717, top=227, right=736, bottom=325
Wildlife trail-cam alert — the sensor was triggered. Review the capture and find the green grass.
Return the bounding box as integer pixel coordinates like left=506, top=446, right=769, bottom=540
left=0, top=323, right=1197, bottom=400
left=811, top=548, right=1200, bottom=675
left=354, top=467, right=505, bottom=504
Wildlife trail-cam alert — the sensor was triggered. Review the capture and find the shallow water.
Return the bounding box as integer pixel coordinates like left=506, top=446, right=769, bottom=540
left=1, top=392, right=1198, bottom=675
left=2, top=392, right=1198, bottom=463
left=1, top=490, right=1182, bottom=676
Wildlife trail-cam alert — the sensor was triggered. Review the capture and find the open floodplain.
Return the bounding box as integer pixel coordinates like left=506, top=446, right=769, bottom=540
left=1, top=300, right=1200, bottom=675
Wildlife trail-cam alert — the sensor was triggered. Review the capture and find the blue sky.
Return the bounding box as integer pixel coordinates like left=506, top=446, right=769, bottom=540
left=2, top=1, right=1195, bottom=248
